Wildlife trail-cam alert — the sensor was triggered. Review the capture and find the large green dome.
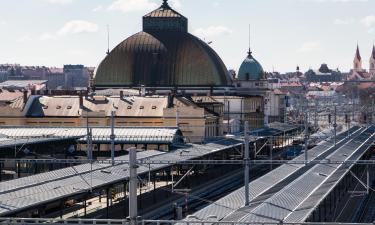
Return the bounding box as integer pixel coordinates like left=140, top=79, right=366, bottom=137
left=94, top=0, right=230, bottom=88
left=237, top=52, right=265, bottom=81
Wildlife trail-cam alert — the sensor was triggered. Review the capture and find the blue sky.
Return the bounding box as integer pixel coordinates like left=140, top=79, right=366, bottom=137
left=0, top=0, right=375, bottom=73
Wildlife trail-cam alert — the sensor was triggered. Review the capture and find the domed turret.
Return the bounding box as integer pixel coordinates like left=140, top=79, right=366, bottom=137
left=94, top=0, right=231, bottom=88
left=237, top=50, right=265, bottom=81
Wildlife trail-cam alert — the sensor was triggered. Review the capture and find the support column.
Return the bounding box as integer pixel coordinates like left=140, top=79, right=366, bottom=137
left=106, top=188, right=109, bottom=219
left=110, top=111, right=116, bottom=166
left=129, top=147, right=138, bottom=225
left=244, top=121, right=250, bottom=206
left=60, top=200, right=64, bottom=219
left=84, top=198, right=87, bottom=217
left=153, top=173, right=156, bottom=203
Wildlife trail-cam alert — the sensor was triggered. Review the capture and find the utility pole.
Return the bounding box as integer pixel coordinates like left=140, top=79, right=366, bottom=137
left=129, top=147, right=138, bottom=225
left=86, top=111, right=93, bottom=161
left=244, top=121, right=250, bottom=206
left=110, top=111, right=116, bottom=166
left=314, top=98, right=318, bottom=129
left=372, top=95, right=374, bottom=124
left=333, top=105, right=337, bottom=146
left=352, top=90, right=355, bottom=123
left=304, top=111, right=308, bottom=165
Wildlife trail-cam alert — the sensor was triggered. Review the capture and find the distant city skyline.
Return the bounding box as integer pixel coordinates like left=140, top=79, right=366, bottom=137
left=1, top=0, right=375, bottom=73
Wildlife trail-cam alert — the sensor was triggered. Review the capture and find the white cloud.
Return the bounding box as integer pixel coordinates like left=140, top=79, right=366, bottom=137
left=38, top=20, right=98, bottom=41
left=57, top=20, right=98, bottom=36
left=39, top=32, right=57, bottom=41
left=297, top=41, right=321, bottom=52
left=92, top=5, right=103, bottom=12
left=44, top=0, right=75, bottom=5
left=107, top=0, right=158, bottom=13
left=360, top=15, right=375, bottom=27
left=16, top=35, right=33, bottom=43
left=333, top=18, right=355, bottom=25
left=194, top=26, right=233, bottom=39
left=360, top=15, right=375, bottom=33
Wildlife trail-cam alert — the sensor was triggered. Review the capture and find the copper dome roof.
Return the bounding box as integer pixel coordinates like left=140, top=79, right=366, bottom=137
left=94, top=1, right=230, bottom=88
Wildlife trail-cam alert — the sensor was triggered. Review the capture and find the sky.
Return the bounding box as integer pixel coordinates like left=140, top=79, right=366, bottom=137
left=0, top=0, right=375, bottom=73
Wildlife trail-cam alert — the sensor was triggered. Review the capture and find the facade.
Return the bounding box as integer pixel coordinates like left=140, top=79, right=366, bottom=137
left=348, top=45, right=375, bottom=80
left=63, top=65, right=90, bottom=90
left=0, top=92, right=221, bottom=143
left=214, top=95, right=265, bottom=131
left=265, top=89, right=288, bottom=124
left=94, top=0, right=231, bottom=88
left=305, top=64, right=343, bottom=82
left=0, top=64, right=91, bottom=90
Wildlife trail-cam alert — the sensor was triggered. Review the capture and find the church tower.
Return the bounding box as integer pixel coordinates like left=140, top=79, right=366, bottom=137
left=353, top=45, right=363, bottom=72
left=370, top=45, right=375, bottom=74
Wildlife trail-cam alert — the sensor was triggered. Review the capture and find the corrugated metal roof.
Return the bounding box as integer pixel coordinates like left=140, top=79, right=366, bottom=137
left=239, top=126, right=375, bottom=223
left=0, top=138, right=242, bottom=216
left=0, top=127, right=183, bottom=145
left=0, top=136, right=75, bottom=149
left=284, top=126, right=375, bottom=222
left=186, top=126, right=363, bottom=223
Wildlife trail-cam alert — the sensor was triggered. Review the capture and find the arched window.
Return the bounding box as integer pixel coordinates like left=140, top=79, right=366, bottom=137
left=246, top=73, right=250, bottom=81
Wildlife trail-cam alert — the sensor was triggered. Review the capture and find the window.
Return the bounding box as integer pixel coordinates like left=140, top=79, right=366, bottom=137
left=140, top=106, right=144, bottom=109
left=127, top=106, right=132, bottom=109
left=152, top=106, right=157, bottom=109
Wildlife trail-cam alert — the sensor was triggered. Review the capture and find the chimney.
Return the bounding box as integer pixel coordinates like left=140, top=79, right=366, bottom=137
left=120, top=90, right=124, bottom=100
left=23, top=90, right=28, bottom=104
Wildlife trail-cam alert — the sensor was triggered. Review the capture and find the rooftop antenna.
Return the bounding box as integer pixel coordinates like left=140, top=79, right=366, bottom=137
left=106, top=24, right=110, bottom=55
left=248, top=24, right=252, bottom=55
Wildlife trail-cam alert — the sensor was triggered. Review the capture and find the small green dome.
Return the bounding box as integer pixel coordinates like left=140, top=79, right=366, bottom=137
left=237, top=52, right=265, bottom=81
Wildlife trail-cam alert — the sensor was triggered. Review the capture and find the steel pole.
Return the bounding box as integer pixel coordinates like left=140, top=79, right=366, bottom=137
left=110, top=111, right=116, bottom=166
left=304, top=111, right=308, bottom=165
left=244, top=121, right=250, bottom=206
left=333, top=105, right=337, bottom=146
left=129, top=147, right=138, bottom=225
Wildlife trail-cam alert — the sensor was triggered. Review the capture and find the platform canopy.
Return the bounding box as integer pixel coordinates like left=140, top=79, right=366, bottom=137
left=0, top=126, right=184, bottom=146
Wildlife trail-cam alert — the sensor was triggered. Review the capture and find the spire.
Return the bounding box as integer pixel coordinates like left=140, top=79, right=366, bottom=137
left=372, top=44, right=375, bottom=60
left=161, top=0, right=170, bottom=9
left=247, top=24, right=252, bottom=56
left=355, top=44, right=362, bottom=61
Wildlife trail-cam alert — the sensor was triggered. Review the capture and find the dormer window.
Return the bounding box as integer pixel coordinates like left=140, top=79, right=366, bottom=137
left=140, top=106, right=144, bottom=109
left=56, top=106, right=61, bottom=109
left=152, top=106, right=157, bottom=109
left=127, top=106, right=132, bottom=109
left=67, top=106, right=72, bottom=109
